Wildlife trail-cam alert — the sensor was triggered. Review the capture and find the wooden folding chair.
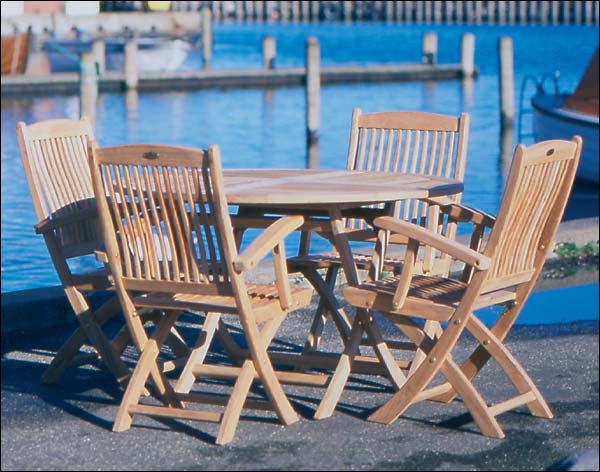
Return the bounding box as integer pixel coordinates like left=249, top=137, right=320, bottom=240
left=287, top=109, right=470, bottom=352
left=89, top=142, right=315, bottom=445
left=16, top=118, right=136, bottom=385
left=16, top=118, right=189, bottom=386
left=316, top=137, right=582, bottom=438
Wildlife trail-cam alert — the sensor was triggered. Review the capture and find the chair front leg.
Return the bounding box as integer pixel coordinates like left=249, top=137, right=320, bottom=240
left=431, top=300, right=523, bottom=404
left=113, top=310, right=183, bottom=432
left=466, top=316, right=553, bottom=418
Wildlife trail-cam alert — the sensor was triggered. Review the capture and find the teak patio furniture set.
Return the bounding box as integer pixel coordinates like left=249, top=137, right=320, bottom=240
left=16, top=109, right=582, bottom=445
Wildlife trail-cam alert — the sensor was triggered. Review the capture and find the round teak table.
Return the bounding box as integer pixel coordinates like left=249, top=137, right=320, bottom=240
left=223, top=168, right=463, bottom=286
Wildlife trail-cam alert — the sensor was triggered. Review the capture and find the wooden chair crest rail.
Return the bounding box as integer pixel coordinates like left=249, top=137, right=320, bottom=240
left=89, top=142, right=315, bottom=445
left=16, top=118, right=189, bottom=386
left=286, top=109, right=470, bottom=353
left=315, top=137, right=582, bottom=438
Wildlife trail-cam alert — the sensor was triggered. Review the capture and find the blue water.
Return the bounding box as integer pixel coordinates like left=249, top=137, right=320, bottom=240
left=478, top=282, right=599, bottom=326
left=1, top=23, right=598, bottom=301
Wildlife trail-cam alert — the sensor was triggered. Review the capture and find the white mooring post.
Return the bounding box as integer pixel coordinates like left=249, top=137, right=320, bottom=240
left=91, top=39, right=105, bottom=75
left=262, top=36, right=276, bottom=69
left=79, top=51, right=97, bottom=125
left=124, top=39, right=138, bottom=90
left=201, top=7, right=212, bottom=69
left=460, top=33, right=475, bottom=78
left=422, top=32, right=438, bottom=64
left=305, top=36, right=320, bottom=169
left=498, top=36, right=515, bottom=130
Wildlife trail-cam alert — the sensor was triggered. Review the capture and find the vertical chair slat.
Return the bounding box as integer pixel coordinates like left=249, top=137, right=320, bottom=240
left=391, top=129, right=403, bottom=172
left=131, top=165, right=156, bottom=280
left=418, top=130, right=429, bottom=175
left=188, top=167, right=211, bottom=280
left=365, top=128, right=377, bottom=170
left=400, top=129, right=412, bottom=173
left=206, top=164, right=226, bottom=279
left=427, top=131, right=439, bottom=175
left=35, top=139, right=60, bottom=215
left=172, top=166, right=196, bottom=283
left=355, top=128, right=368, bottom=170
left=182, top=167, right=204, bottom=282
left=140, top=166, right=163, bottom=280
left=123, top=165, right=147, bottom=279
left=374, top=128, right=386, bottom=170
left=444, top=132, right=456, bottom=178
left=382, top=129, right=394, bottom=171
left=162, top=166, right=182, bottom=281
left=409, top=130, right=422, bottom=173
left=434, top=131, right=445, bottom=177
left=111, top=164, right=135, bottom=278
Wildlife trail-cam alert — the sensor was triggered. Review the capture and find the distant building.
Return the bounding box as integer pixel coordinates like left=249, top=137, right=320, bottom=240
left=1, top=1, right=100, bottom=16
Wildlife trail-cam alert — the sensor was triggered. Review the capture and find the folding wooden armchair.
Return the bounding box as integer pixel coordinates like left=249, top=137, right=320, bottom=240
left=287, top=109, right=470, bottom=352
left=16, top=118, right=137, bottom=385
left=316, top=137, right=582, bottom=438
left=16, top=118, right=188, bottom=386
left=89, top=142, right=315, bottom=445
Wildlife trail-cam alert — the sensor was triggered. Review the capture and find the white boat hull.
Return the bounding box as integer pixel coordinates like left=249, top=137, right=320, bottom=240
left=532, top=93, right=599, bottom=185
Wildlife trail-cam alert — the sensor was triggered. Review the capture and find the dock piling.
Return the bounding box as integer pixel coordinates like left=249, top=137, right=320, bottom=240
left=460, top=33, right=475, bottom=77
left=422, top=32, right=438, bottom=64
left=124, top=39, right=138, bottom=90
left=262, top=36, right=276, bottom=69
left=91, top=39, right=105, bottom=75
left=79, top=51, right=97, bottom=124
left=305, top=36, right=320, bottom=169
left=201, top=7, right=212, bottom=69
left=498, top=36, right=515, bottom=130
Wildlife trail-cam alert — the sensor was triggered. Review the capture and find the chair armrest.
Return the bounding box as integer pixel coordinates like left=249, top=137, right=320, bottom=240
left=94, top=250, right=109, bottom=264
left=34, top=206, right=99, bottom=234
left=420, top=198, right=496, bottom=228
left=233, top=215, right=305, bottom=273
left=374, top=216, right=490, bottom=270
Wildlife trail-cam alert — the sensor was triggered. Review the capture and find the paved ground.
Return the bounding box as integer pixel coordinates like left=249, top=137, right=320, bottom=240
left=2, top=216, right=598, bottom=470
left=1, top=305, right=598, bottom=471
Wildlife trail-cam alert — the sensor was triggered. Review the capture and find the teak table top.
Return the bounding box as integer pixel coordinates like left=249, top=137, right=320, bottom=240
left=223, top=169, right=463, bottom=207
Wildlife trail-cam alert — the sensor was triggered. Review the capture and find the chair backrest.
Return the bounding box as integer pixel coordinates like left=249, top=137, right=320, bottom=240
left=346, top=109, right=470, bottom=273
left=89, top=143, right=238, bottom=298
left=481, top=137, right=582, bottom=294
left=16, top=118, right=101, bottom=258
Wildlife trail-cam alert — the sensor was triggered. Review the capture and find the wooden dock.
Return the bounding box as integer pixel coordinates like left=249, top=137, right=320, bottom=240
left=0, top=62, right=473, bottom=96
left=148, top=1, right=598, bottom=26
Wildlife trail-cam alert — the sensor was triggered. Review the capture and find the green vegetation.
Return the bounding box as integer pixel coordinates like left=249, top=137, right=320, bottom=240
left=554, top=241, right=599, bottom=260
left=544, top=240, right=599, bottom=279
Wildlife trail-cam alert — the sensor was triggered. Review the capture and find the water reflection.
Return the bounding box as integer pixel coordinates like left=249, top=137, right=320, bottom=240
left=125, top=88, right=138, bottom=116
left=460, top=77, right=474, bottom=109
left=499, top=124, right=514, bottom=189
left=422, top=80, right=436, bottom=109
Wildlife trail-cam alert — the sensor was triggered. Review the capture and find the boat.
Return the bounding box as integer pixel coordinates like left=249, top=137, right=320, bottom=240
left=1, top=32, right=30, bottom=75
left=530, top=46, right=599, bottom=184
left=43, top=34, right=191, bottom=73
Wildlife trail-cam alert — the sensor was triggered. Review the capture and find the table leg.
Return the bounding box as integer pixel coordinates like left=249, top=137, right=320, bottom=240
left=328, top=208, right=359, bottom=287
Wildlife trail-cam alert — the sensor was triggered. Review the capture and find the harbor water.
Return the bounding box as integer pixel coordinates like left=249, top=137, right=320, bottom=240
left=1, top=22, right=598, bottom=297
